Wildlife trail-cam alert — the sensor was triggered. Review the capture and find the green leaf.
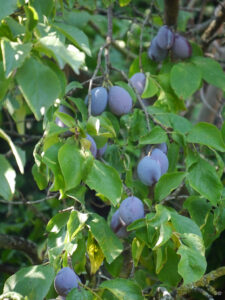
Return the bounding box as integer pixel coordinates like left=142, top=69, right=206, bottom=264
left=58, top=142, right=85, bottom=191
left=170, top=63, right=202, bottom=99
left=42, top=143, right=65, bottom=191
left=192, top=56, right=225, bottom=91
left=158, top=244, right=181, bottom=287
left=3, top=265, right=54, bottom=300
left=0, top=0, right=17, bottom=21
left=177, top=233, right=206, bottom=284
left=87, top=232, right=104, bottom=274
left=155, top=172, right=186, bottom=201
left=66, top=81, right=83, bottom=94
left=87, top=116, right=100, bottom=135
left=100, top=278, right=144, bottom=300
left=129, top=109, right=148, bottom=142
left=16, top=57, right=60, bottom=120
left=171, top=211, right=202, bottom=237
left=38, top=34, right=85, bottom=74
left=67, top=211, right=88, bottom=240
left=0, top=155, right=16, bottom=200
left=85, top=160, right=122, bottom=206
left=53, top=22, right=91, bottom=56
left=142, top=75, right=158, bottom=98
left=187, top=122, right=225, bottom=152
left=1, top=40, right=32, bottom=78
left=0, top=128, right=25, bottom=173
left=139, top=126, right=167, bottom=145
left=24, top=5, right=38, bottom=32
left=183, top=196, right=211, bottom=227
left=46, top=211, right=70, bottom=233
left=55, top=111, right=75, bottom=128
left=104, top=254, right=124, bottom=278
left=119, top=0, right=131, bottom=6
left=132, top=238, right=145, bottom=267
left=67, top=287, right=93, bottom=300
left=68, top=97, right=88, bottom=121
left=0, top=62, right=12, bottom=101
left=88, top=214, right=123, bottom=264
left=147, top=205, right=171, bottom=228
left=187, top=157, right=223, bottom=205
left=153, top=222, right=172, bottom=249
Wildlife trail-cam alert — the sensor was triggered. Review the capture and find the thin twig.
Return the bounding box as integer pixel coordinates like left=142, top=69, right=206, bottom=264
left=105, top=5, right=113, bottom=77
left=139, top=10, right=151, bottom=72
left=0, top=194, right=58, bottom=205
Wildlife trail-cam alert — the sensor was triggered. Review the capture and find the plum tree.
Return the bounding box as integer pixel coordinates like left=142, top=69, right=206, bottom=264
left=171, top=33, right=192, bottom=59
left=55, top=105, right=73, bottom=128
left=54, top=267, right=80, bottom=297
left=96, top=143, right=107, bottom=158
left=148, top=37, right=168, bottom=62
left=110, top=209, right=128, bottom=238
left=108, top=86, right=132, bottom=116
left=156, top=25, right=174, bottom=50
left=85, top=134, right=97, bottom=157
left=137, top=155, right=161, bottom=186
left=119, top=196, right=145, bottom=225
left=130, top=72, right=146, bottom=95
left=150, top=148, right=169, bottom=175
left=85, top=87, right=108, bottom=116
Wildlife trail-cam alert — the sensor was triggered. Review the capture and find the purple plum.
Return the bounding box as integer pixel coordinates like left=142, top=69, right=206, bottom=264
left=171, top=33, right=192, bottom=59
left=85, top=87, right=108, bottom=116
left=119, top=196, right=145, bottom=225
left=137, top=155, right=161, bottom=186
left=54, top=267, right=80, bottom=297
left=156, top=25, right=174, bottom=50
left=148, top=37, right=168, bottom=62
left=150, top=148, right=169, bottom=175
left=108, top=86, right=132, bottom=116
left=130, top=72, right=146, bottom=95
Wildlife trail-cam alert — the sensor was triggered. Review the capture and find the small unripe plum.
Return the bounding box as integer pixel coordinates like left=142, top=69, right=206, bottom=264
left=110, top=209, right=128, bottom=238
left=55, top=105, right=73, bottom=128
left=85, top=134, right=97, bottom=157
left=85, top=87, right=108, bottom=116
left=54, top=267, right=80, bottom=297
left=155, top=143, right=167, bottom=154
left=137, top=155, right=161, bottom=186
left=148, top=37, right=168, bottom=62
left=130, top=72, right=146, bottom=95
left=150, top=148, right=169, bottom=175
left=156, top=25, right=174, bottom=50
left=108, top=86, right=132, bottom=116
left=96, top=143, right=107, bottom=158
left=119, top=196, right=145, bottom=225
left=171, top=34, right=192, bottom=59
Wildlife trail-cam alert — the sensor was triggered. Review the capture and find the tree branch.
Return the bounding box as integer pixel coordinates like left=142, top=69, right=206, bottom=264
left=176, top=266, right=225, bottom=297
left=0, top=234, right=41, bottom=264
left=164, top=0, right=180, bottom=26
left=201, top=1, right=225, bottom=49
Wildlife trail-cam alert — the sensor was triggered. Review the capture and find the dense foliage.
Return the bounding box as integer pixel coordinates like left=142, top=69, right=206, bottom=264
left=0, top=0, right=225, bottom=299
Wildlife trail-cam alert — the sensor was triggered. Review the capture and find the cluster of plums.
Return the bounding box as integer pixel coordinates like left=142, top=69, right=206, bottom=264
left=54, top=267, right=81, bottom=298
left=110, top=143, right=168, bottom=238
left=85, top=85, right=132, bottom=117
left=148, top=25, right=192, bottom=62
